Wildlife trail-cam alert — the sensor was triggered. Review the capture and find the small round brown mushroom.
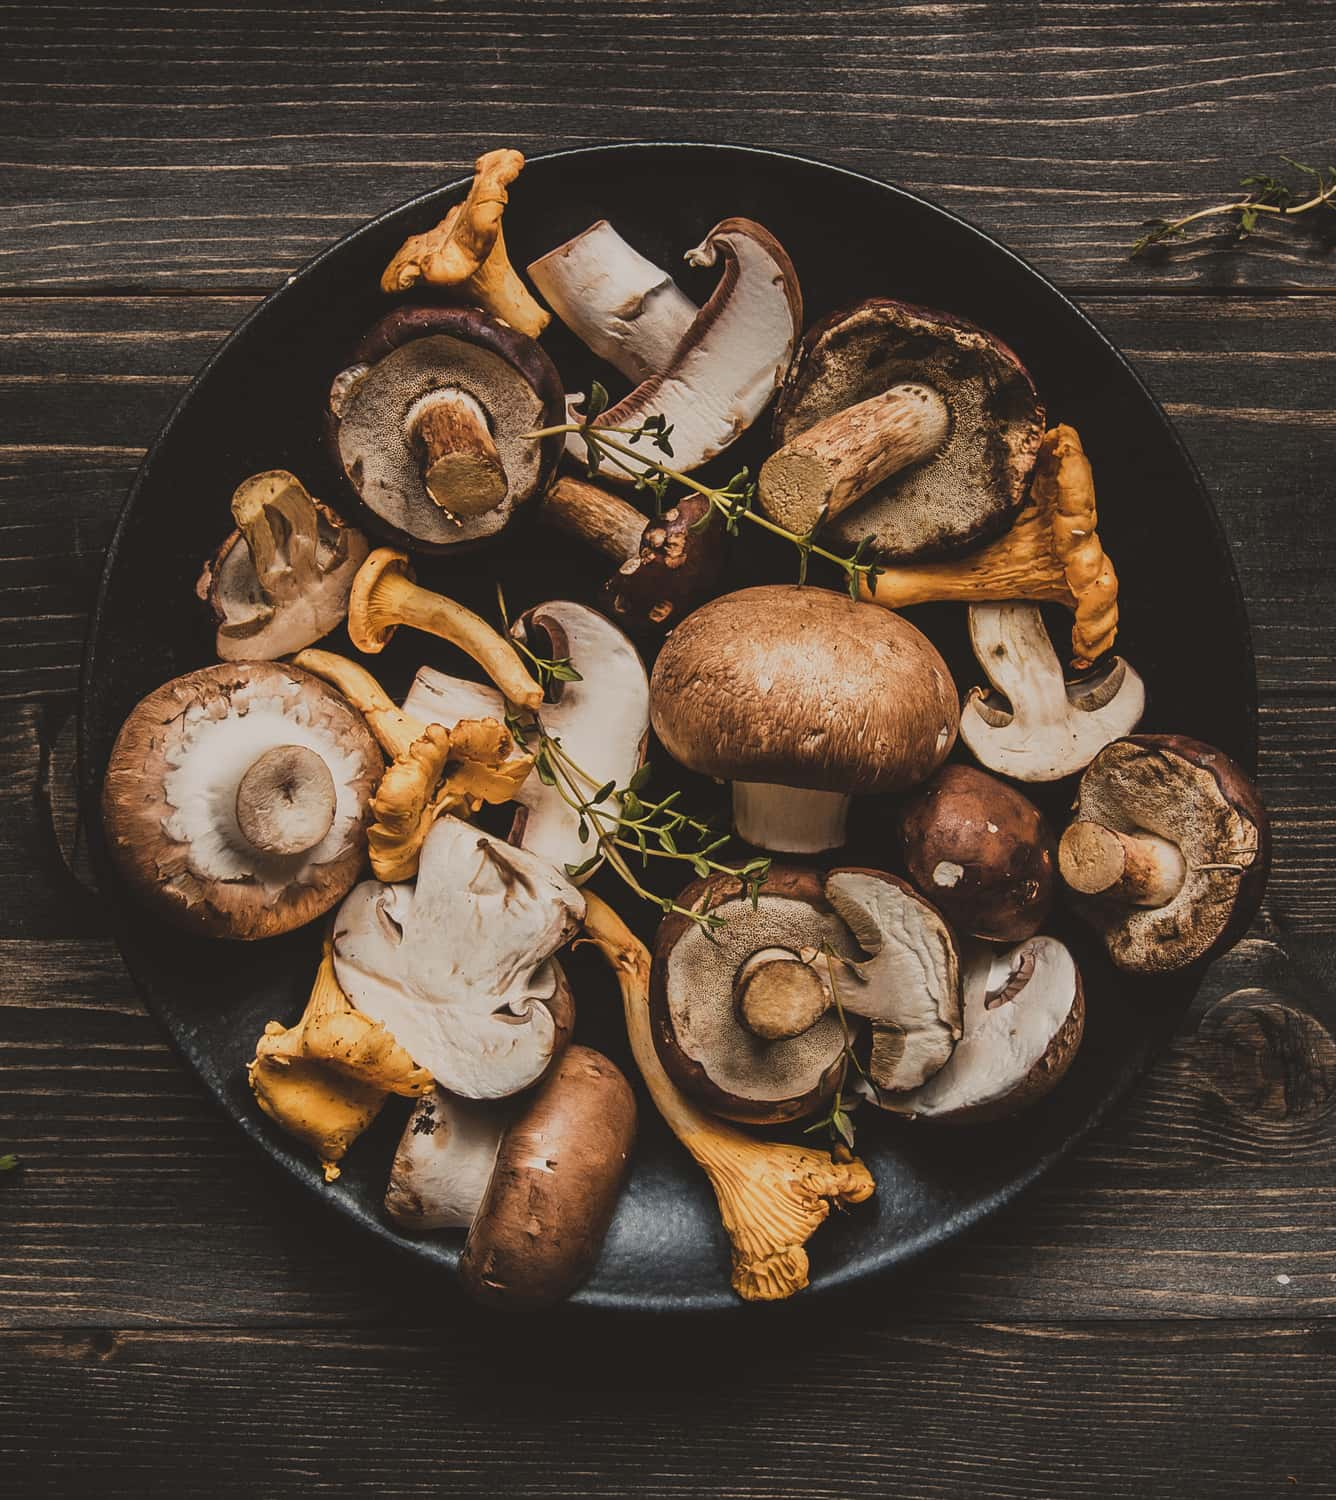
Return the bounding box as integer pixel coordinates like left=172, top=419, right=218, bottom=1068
left=327, top=305, right=565, bottom=551
left=897, top=764, right=1056, bottom=942
left=1059, top=734, right=1270, bottom=974
left=101, top=662, right=383, bottom=939
left=650, top=585, right=959, bottom=852
left=769, top=299, right=1044, bottom=562
left=385, top=1046, right=637, bottom=1309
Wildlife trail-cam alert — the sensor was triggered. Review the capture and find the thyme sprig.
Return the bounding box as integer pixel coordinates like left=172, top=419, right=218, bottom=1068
left=1132, top=155, right=1336, bottom=258
left=526, top=387, right=883, bottom=603
left=802, top=944, right=870, bottom=1150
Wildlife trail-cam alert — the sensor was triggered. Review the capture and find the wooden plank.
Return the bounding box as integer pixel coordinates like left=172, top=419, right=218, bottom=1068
left=2, top=1, right=1335, bottom=294
left=2, top=1320, right=1333, bottom=1496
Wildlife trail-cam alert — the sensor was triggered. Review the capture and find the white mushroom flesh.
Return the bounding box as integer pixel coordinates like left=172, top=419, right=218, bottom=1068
left=384, top=1088, right=509, bottom=1232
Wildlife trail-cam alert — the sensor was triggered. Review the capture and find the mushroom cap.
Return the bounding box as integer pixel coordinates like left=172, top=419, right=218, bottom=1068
left=459, top=1045, right=637, bottom=1308
left=101, top=662, right=382, bottom=940
left=327, top=305, right=565, bottom=551
left=897, top=764, right=1056, bottom=942
left=650, top=585, right=959, bottom=795
left=650, top=869, right=853, bottom=1125
left=602, top=493, right=724, bottom=633
left=1067, top=734, right=1269, bottom=973
left=384, top=1088, right=510, bottom=1234
left=773, top=298, right=1044, bottom=562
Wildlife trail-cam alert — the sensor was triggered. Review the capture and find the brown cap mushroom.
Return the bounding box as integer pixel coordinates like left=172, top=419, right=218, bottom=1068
left=769, top=299, right=1044, bottom=561
left=650, top=585, right=959, bottom=852
left=380, top=148, right=550, bottom=338
left=386, top=1047, right=636, bottom=1308
left=197, top=470, right=368, bottom=660
left=101, top=662, right=382, bottom=940
left=1059, top=734, right=1270, bottom=973
left=536, top=476, right=722, bottom=632
left=897, top=763, right=1056, bottom=942
left=327, top=305, right=564, bottom=550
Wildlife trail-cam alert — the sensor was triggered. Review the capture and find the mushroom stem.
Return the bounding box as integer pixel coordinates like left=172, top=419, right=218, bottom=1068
left=734, top=948, right=831, bottom=1041
left=580, top=891, right=875, bottom=1302
left=537, top=476, right=646, bottom=562
left=235, top=744, right=337, bottom=856
left=1059, top=820, right=1187, bottom=908
left=410, top=390, right=508, bottom=519
left=290, top=649, right=426, bottom=760
left=733, top=782, right=852, bottom=854
left=758, top=383, right=950, bottom=536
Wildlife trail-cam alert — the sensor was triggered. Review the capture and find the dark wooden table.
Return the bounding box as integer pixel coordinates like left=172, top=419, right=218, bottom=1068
left=4, top=2, right=1336, bottom=1493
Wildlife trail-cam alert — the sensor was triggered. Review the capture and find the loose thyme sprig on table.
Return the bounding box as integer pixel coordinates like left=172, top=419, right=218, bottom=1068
left=495, top=585, right=770, bottom=935
left=1132, top=156, right=1336, bottom=258
left=526, top=385, right=884, bottom=602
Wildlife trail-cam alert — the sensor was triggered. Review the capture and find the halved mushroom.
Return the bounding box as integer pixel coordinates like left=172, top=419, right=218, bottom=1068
left=387, top=1046, right=636, bottom=1308
left=101, top=662, right=382, bottom=940
left=332, top=814, right=581, bottom=1098
left=527, top=220, right=698, bottom=384
left=960, top=604, right=1145, bottom=782
left=1059, top=735, right=1270, bottom=973
left=536, top=476, right=722, bottom=632
left=197, top=470, right=368, bottom=660
left=576, top=219, right=802, bottom=480
left=882, top=937, right=1084, bottom=1122
left=897, top=763, right=1056, bottom=942
left=328, top=306, right=564, bottom=550
left=380, top=148, right=550, bottom=338
left=650, top=585, right=958, bottom=853
left=768, top=299, right=1044, bottom=561
left=406, top=599, right=650, bottom=877
left=864, top=424, right=1119, bottom=669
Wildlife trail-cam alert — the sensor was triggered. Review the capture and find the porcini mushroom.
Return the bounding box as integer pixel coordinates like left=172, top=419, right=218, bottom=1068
left=1059, top=735, right=1270, bottom=974
left=882, top=936, right=1084, bottom=1123
left=897, top=763, right=1056, bottom=942
left=650, top=585, right=958, bottom=853
left=577, top=218, right=802, bottom=480
left=537, top=476, right=721, bottom=632
left=387, top=1046, right=636, bottom=1308
left=328, top=305, right=564, bottom=549
left=862, top=424, right=1119, bottom=669
left=197, top=470, right=368, bottom=660
left=101, top=662, right=382, bottom=940
left=527, top=220, right=698, bottom=383
left=767, top=299, right=1044, bottom=560
left=333, top=815, right=582, bottom=1098
left=582, top=889, right=875, bottom=1302
left=959, top=604, right=1145, bottom=782
left=380, top=148, right=550, bottom=338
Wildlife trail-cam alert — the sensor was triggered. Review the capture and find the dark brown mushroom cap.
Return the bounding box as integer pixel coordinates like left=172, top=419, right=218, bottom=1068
left=601, top=494, right=724, bottom=632
left=326, top=305, right=565, bottom=552
left=650, top=585, right=959, bottom=795
left=897, top=764, right=1056, bottom=942
left=101, top=662, right=382, bottom=940
left=1068, top=733, right=1270, bottom=973
left=649, top=868, right=851, bottom=1126
left=459, top=1045, right=636, bottom=1309
left=772, top=298, right=1044, bottom=562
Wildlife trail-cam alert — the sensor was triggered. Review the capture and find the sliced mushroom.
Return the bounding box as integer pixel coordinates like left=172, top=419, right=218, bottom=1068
left=768, top=299, right=1044, bottom=560
left=897, top=763, right=1056, bottom=942
left=101, top=662, right=382, bottom=940
left=1059, top=735, right=1269, bottom=973
left=406, top=599, right=650, bottom=877
left=960, top=604, right=1145, bottom=782
left=883, top=937, right=1084, bottom=1122
left=328, top=306, right=564, bottom=549
left=380, top=148, right=549, bottom=338
left=387, top=1047, right=636, bottom=1308
left=536, top=476, right=722, bottom=632
left=650, top=585, right=958, bottom=853
left=197, top=470, right=368, bottom=660
left=332, top=815, right=582, bottom=1098
left=577, top=219, right=802, bottom=480
left=527, top=220, right=698, bottom=383
left=864, top=424, right=1119, bottom=669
